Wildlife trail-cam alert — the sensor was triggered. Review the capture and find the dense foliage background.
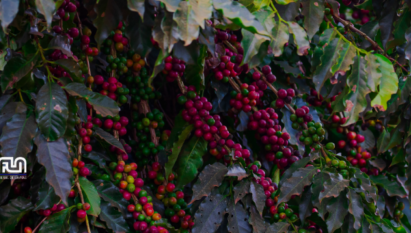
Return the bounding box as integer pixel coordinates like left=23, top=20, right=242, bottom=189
left=0, top=0, right=410, bottom=232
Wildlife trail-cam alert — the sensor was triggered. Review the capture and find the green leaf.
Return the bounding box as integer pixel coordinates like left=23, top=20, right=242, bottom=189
left=379, top=0, right=399, bottom=49
left=343, top=54, right=370, bottom=126
left=0, top=111, right=37, bottom=158
left=0, top=197, right=33, bottom=233
left=287, top=21, right=310, bottom=56
left=36, top=83, right=69, bottom=141
left=266, top=221, right=290, bottom=233
left=192, top=194, right=228, bottom=233
left=318, top=173, right=349, bottom=203
left=188, top=0, right=212, bottom=28
left=393, top=8, right=410, bottom=40
left=1, top=55, right=39, bottom=92
left=248, top=205, right=267, bottom=233
left=190, top=162, right=228, bottom=204
left=240, top=30, right=269, bottom=66
left=275, top=0, right=298, bottom=4
left=166, top=111, right=189, bottom=150
left=94, top=127, right=126, bottom=153
left=311, top=172, right=331, bottom=212
left=326, top=193, right=349, bottom=233
left=369, top=54, right=398, bottom=111
left=34, top=135, right=72, bottom=205
left=331, top=42, right=356, bottom=76
left=165, top=124, right=193, bottom=178
left=174, top=136, right=207, bottom=189
left=233, top=180, right=250, bottom=204
left=93, top=0, right=127, bottom=46
left=0, top=0, right=19, bottom=32
left=99, top=201, right=130, bottom=232
left=353, top=168, right=378, bottom=204
left=127, top=0, right=145, bottom=19
left=213, top=0, right=269, bottom=36
left=82, top=151, right=110, bottom=169
left=227, top=199, right=252, bottom=233
left=34, top=182, right=60, bottom=211
left=148, top=49, right=170, bottom=88
left=391, top=148, right=405, bottom=167
left=78, top=176, right=101, bottom=217
left=347, top=189, right=364, bottom=230
left=250, top=181, right=265, bottom=216
left=376, top=128, right=390, bottom=154
left=301, top=0, right=325, bottom=39
left=173, top=1, right=200, bottom=46
left=54, top=59, right=83, bottom=83
left=277, top=166, right=318, bottom=205
left=370, top=175, right=407, bottom=198
left=48, top=35, right=74, bottom=60
left=279, top=152, right=320, bottom=187
left=298, top=188, right=313, bottom=224
left=126, top=11, right=152, bottom=57
left=35, top=0, right=56, bottom=29
left=64, top=83, right=119, bottom=117
left=38, top=206, right=74, bottom=233
left=179, top=42, right=207, bottom=92
left=152, top=12, right=178, bottom=53
left=159, top=0, right=181, bottom=12
left=312, top=39, right=344, bottom=93
left=92, top=179, right=128, bottom=215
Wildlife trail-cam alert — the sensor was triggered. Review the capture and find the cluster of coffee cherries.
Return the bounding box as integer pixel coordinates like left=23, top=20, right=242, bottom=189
left=106, top=51, right=146, bottom=75
left=252, top=65, right=276, bottom=83
left=393, top=202, right=405, bottom=222
left=93, top=75, right=129, bottom=104
left=100, top=21, right=129, bottom=54
left=214, top=54, right=246, bottom=82
left=330, top=114, right=347, bottom=133
left=271, top=202, right=298, bottom=223
left=229, top=83, right=262, bottom=112
left=299, top=121, right=327, bottom=150
left=290, top=106, right=313, bottom=130
left=125, top=69, right=162, bottom=103
left=304, top=89, right=324, bottom=107
left=351, top=9, right=370, bottom=25
left=162, top=56, right=186, bottom=82
left=214, top=29, right=244, bottom=55
left=78, top=122, right=95, bottom=152
left=299, top=220, right=324, bottom=233
left=272, top=88, right=295, bottom=109
left=37, top=203, right=67, bottom=217
left=76, top=203, right=91, bottom=223
left=72, top=158, right=90, bottom=177
left=56, top=0, right=78, bottom=21
left=366, top=118, right=384, bottom=132
left=328, top=158, right=349, bottom=179
left=337, top=131, right=369, bottom=169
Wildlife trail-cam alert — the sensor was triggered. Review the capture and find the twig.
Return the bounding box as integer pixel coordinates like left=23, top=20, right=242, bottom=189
left=176, top=75, right=187, bottom=94
left=32, top=217, right=47, bottom=233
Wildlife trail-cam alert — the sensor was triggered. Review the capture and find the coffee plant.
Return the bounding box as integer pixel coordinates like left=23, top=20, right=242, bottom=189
left=1, top=0, right=411, bottom=232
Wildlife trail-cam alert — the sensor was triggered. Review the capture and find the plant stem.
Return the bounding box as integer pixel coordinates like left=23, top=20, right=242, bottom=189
left=18, top=89, right=25, bottom=104
left=32, top=216, right=47, bottom=233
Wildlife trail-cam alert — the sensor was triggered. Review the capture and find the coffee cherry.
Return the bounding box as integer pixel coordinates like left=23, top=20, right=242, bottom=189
left=77, top=210, right=87, bottom=219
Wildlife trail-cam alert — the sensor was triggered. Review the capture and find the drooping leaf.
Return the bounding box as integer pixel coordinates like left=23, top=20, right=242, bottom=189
left=331, top=42, right=356, bottom=76
left=165, top=124, right=193, bottom=178
left=38, top=206, right=75, bottom=233
left=1, top=55, right=39, bottom=92
left=342, top=54, right=370, bottom=126
left=287, top=21, right=310, bottom=56
left=213, top=0, right=269, bottom=36
left=190, top=163, right=228, bottom=203
left=35, top=0, right=56, bottom=29
left=299, top=187, right=313, bottom=224
left=379, top=0, right=399, bottom=49
left=0, top=197, right=33, bottom=233
left=0, top=0, right=19, bottom=32
left=53, top=59, right=83, bottom=83
left=174, top=136, right=208, bottom=189
left=78, top=177, right=101, bottom=217
left=0, top=111, right=36, bottom=159
left=152, top=12, right=179, bottom=53
left=270, top=20, right=289, bottom=57
left=370, top=175, right=407, bottom=198
left=64, top=83, right=119, bottom=117
left=34, top=182, right=60, bottom=211
left=369, top=54, right=398, bottom=111
left=188, top=0, right=212, bottom=29
left=93, top=0, right=127, bottom=46
left=312, top=38, right=343, bottom=93
left=318, top=173, right=349, bottom=203
left=347, top=189, right=364, bottom=230
left=266, top=221, right=290, bottom=233
left=99, top=201, right=130, bottom=232
left=227, top=199, right=252, bottom=233
left=127, top=0, right=145, bottom=18
left=301, top=0, right=324, bottom=39
left=36, top=82, right=69, bottom=141
left=326, top=192, right=349, bottom=233
left=34, top=135, right=72, bottom=205
left=233, top=179, right=250, bottom=204
left=353, top=168, right=378, bottom=204
left=126, top=11, right=152, bottom=57
left=92, top=179, right=128, bottom=215
left=173, top=1, right=200, bottom=46
left=248, top=205, right=267, bottom=233
left=249, top=182, right=265, bottom=216
left=311, top=172, right=331, bottom=212
left=226, top=164, right=248, bottom=180
left=241, top=30, right=269, bottom=66
left=277, top=166, right=318, bottom=205
left=192, top=194, right=228, bottom=233
left=94, top=127, right=125, bottom=153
